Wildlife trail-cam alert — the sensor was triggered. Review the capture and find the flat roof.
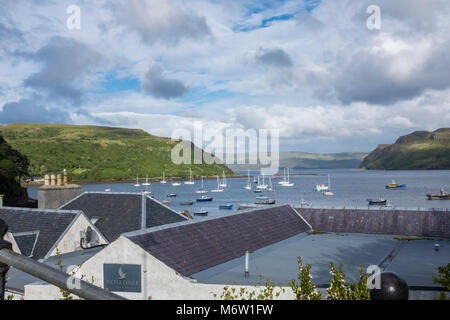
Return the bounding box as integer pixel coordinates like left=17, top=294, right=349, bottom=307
left=192, top=232, right=449, bottom=288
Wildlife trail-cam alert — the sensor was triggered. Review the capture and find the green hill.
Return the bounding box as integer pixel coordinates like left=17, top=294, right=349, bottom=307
left=0, top=123, right=234, bottom=182
left=360, top=128, right=450, bottom=170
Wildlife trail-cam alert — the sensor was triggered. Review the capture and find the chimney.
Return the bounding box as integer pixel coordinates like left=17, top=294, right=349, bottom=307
left=0, top=194, right=3, bottom=207
left=57, top=174, right=62, bottom=186
left=63, top=169, right=68, bottom=185
left=50, top=174, right=56, bottom=186
left=244, top=250, right=250, bottom=277
left=44, top=174, right=50, bottom=186
left=141, top=192, right=147, bottom=230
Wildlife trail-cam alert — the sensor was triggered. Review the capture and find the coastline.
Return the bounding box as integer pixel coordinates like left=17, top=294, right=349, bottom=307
left=21, top=172, right=324, bottom=187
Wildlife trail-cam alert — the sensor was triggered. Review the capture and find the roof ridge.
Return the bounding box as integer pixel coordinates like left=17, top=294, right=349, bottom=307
left=124, top=204, right=293, bottom=238
left=0, top=206, right=83, bottom=215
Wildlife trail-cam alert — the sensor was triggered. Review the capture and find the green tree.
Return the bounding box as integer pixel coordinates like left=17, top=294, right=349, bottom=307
left=290, top=257, right=322, bottom=300
left=433, top=263, right=450, bottom=300
left=0, top=134, right=30, bottom=205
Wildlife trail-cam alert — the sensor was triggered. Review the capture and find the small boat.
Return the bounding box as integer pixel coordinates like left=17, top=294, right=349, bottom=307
left=167, top=193, right=177, bottom=197
left=256, top=175, right=268, bottom=189
left=321, top=175, right=333, bottom=196
left=180, top=201, right=194, bottom=205
left=160, top=171, right=167, bottom=184
left=196, top=195, right=213, bottom=202
left=299, top=197, right=311, bottom=208
left=238, top=204, right=258, bottom=210
left=244, top=169, right=252, bottom=190
left=219, top=170, right=227, bottom=188
left=184, top=168, right=195, bottom=185
left=194, top=209, right=208, bottom=216
left=367, top=197, right=387, bottom=205
left=427, top=189, right=450, bottom=200
left=134, top=174, right=140, bottom=187
left=142, top=174, right=150, bottom=186
left=280, top=168, right=294, bottom=187
left=253, top=189, right=263, bottom=193
left=195, top=176, right=208, bottom=193
left=386, top=179, right=406, bottom=189
left=254, top=196, right=276, bottom=205
left=219, top=203, right=233, bottom=210
left=105, top=188, right=111, bottom=192
left=278, top=168, right=288, bottom=185
left=211, top=175, right=224, bottom=193
left=315, top=174, right=329, bottom=192
left=171, top=180, right=181, bottom=186
left=161, top=200, right=170, bottom=204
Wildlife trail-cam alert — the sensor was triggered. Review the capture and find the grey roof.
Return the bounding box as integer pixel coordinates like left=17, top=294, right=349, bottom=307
left=0, top=207, right=79, bottom=260
left=126, top=205, right=311, bottom=277
left=60, top=192, right=187, bottom=242
left=13, top=233, right=38, bottom=257
left=6, top=246, right=105, bottom=294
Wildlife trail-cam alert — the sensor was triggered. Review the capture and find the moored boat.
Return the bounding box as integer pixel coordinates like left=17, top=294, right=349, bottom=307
left=194, top=209, right=208, bottom=216
left=426, top=189, right=450, bottom=200
left=254, top=196, right=276, bottom=205
left=367, top=197, right=387, bottom=206
left=196, top=195, right=213, bottom=202
left=386, top=179, right=406, bottom=189
left=219, top=203, right=233, bottom=209
left=180, top=201, right=193, bottom=205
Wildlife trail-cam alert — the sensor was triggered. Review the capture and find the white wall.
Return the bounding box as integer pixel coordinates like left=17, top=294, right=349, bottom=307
left=47, top=214, right=108, bottom=258
left=25, top=236, right=294, bottom=300
left=4, top=232, right=21, bottom=254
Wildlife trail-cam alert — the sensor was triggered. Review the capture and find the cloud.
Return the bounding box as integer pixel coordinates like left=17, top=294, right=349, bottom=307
left=22, top=37, right=102, bottom=105
left=142, top=64, right=189, bottom=99
left=113, top=0, right=212, bottom=46
left=0, top=98, right=71, bottom=124
left=255, top=47, right=293, bottom=67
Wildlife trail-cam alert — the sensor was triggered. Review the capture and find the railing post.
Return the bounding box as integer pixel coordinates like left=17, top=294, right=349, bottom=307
left=0, top=218, right=12, bottom=300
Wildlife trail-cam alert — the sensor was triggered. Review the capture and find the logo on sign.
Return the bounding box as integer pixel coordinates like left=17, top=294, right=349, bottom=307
left=103, top=264, right=141, bottom=293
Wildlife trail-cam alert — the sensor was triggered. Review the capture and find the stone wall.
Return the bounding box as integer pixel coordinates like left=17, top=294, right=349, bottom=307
left=296, top=208, right=450, bottom=238
left=38, top=185, right=82, bottom=209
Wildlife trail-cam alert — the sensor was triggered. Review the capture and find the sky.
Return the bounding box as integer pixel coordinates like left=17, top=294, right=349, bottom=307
left=0, top=0, right=450, bottom=153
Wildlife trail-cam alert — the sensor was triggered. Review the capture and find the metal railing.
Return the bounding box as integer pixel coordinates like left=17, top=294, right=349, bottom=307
left=0, top=219, right=125, bottom=300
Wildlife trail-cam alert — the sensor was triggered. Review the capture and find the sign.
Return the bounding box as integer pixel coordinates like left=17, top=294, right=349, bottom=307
left=103, top=264, right=141, bottom=293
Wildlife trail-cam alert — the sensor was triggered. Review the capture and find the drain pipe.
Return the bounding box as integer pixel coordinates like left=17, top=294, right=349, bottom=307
left=245, top=250, right=250, bottom=278
left=141, top=192, right=146, bottom=230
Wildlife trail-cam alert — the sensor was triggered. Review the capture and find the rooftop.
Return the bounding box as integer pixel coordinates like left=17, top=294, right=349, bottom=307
left=0, top=207, right=81, bottom=260
left=59, top=192, right=188, bottom=242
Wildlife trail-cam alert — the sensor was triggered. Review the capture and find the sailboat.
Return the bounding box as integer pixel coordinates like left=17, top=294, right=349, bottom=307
left=256, top=174, right=268, bottom=189
left=278, top=168, right=288, bottom=185
left=134, top=174, right=140, bottom=187
left=315, top=174, right=329, bottom=192
left=142, top=174, right=150, bottom=186
left=280, top=168, right=293, bottom=187
left=300, top=196, right=311, bottom=208
left=211, top=175, right=224, bottom=193
left=322, top=174, right=334, bottom=196
left=160, top=171, right=167, bottom=184
left=171, top=179, right=181, bottom=186
left=244, top=169, right=252, bottom=190
left=219, top=170, right=227, bottom=188
left=184, top=168, right=195, bottom=185
left=195, top=176, right=208, bottom=194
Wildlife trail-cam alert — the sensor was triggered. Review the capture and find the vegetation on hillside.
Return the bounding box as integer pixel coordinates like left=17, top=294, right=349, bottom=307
left=0, top=124, right=234, bottom=182
left=0, top=134, right=33, bottom=206
left=360, top=128, right=450, bottom=170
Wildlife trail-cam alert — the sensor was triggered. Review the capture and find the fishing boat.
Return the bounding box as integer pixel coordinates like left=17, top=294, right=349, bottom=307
left=211, top=175, right=224, bottom=193
left=299, top=196, right=311, bottom=208
left=219, top=203, right=233, bottom=210
left=322, top=174, right=334, bottom=196
left=367, top=197, right=387, bottom=206
left=195, top=176, right=208, bottom=194
left=160, top=171, right=167, bottom=184
left=219, top=170, right=227, bottom=188
left=142, top=174, right=150, bottom=186
left=134, top=175, right=140, bottom=187
left=426, top=189, right=450, bottom=200
left=196, top=195, right=213, bottom=202
left=167, top=193, right=177, bottom=197
left=184, top=168, right=195, bottom=185
left=254, top=196, right=276, bottom=205
left=280, top=168, right=293, bottom=187
left=194, top=209, right=208, bottom=216
left=386, top=179, right=406, bottom=189
left=180, top=201, right=194, bottom=205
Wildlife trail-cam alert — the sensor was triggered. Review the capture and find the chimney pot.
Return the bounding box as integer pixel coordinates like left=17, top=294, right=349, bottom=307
left=50, top=174, right=56, bottom=186
left=63, top=169, right=68, bottom=185
left=0, top=194, right=4, bottom=207
left=57, top=174, right=62, bottom=186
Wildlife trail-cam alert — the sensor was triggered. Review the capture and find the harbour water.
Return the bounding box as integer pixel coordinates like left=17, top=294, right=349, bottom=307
left=27, top=169, right=450, bottom=216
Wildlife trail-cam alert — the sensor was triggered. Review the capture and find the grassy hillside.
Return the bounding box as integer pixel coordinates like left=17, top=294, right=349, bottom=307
left=360, top=128, right=450, bottom=170
left=0, top=123, right=234, bottom=182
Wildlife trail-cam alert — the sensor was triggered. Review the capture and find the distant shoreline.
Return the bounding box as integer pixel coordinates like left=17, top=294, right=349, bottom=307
left=21, top=172, right=323, bottom=187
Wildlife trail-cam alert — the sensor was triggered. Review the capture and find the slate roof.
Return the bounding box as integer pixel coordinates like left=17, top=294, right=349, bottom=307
left=126, top=205, right=312, bottom=277
left=60, top=192, right=187, bottom=242
left=0, top=207, right=79, bottom=260
left=13, top=233, right=38, bottom=257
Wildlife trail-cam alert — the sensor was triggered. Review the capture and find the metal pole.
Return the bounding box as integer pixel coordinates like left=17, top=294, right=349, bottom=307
left=0, top=219, right=125, bottom=300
